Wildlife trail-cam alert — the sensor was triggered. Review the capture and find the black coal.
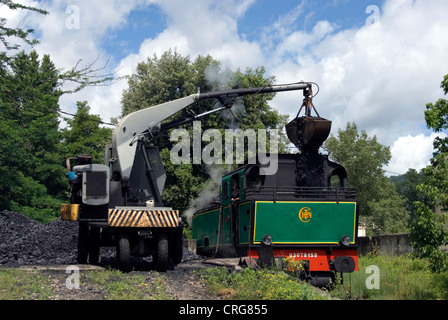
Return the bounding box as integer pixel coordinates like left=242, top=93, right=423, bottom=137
left=0, top=210, right=200, bottom=268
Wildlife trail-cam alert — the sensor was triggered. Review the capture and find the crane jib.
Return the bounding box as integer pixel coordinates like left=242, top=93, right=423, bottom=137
left=196, top=82, right=312, bottom=101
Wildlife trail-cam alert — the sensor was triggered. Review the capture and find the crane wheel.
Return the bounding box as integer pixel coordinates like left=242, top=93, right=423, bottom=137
left=88, top=226, right=100, bottom=264
left=156, top=232, right=169, bottom=271
left=77, top=222, right=89, bottom=264
left=117, top=231, right=131, bottom=272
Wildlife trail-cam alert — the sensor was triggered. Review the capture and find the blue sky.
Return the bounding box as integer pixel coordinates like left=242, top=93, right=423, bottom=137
left=103, top=0, right=385, bottom=62
left=101, top=4, right=167, bottom=61
left=3, top=0, right=448, bottom=175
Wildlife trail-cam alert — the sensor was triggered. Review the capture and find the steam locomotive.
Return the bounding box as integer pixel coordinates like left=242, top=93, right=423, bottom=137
left=192, top=89, right=359, bottom=287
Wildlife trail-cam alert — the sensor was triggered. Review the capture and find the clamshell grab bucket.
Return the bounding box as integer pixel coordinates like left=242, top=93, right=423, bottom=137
left=286, top=116, right=332, bottom=149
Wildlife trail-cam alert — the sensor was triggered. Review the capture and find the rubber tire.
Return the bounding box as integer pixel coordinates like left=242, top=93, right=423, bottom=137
left=156, top=232, right=169, bottom=271
left=117, top=232, right=131, bottom=272
left=172, top=227, right=184, bottom=265
left=77, top=222, right=89, bottom=264
left=88, top=227, right=101, bottom=264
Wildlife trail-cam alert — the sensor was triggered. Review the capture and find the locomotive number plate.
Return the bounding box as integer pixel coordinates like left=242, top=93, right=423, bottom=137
left=289, top=252, right=318, bottom=258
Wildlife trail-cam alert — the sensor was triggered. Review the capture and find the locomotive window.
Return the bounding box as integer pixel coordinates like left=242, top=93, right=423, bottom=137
left=223, top=182, right=229, bottom=200
left=246, top=166, right=265, bottom=188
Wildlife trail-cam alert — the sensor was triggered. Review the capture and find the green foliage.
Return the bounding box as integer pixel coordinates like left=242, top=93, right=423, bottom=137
left=0, top=50, right=67, bottom=217
left=324, top=122, right=410, bottom=234
left=0, top=3, right=125, bottom=222
left=10, top=195, right=62, bottom=224
left=61, top=101, right=112, bottom=164
left=411, top=73, right=448, bottom=272
left=324, top=122, right=391, bottom=199
left=199, top=266, right=322, bottom=300
left=390, top=168, right=429, bottom=219
left=122, top=49, right=203, bottom=114
left=421, top=74, right=448, bottom=209
left=159, top=148, right=206, bottom=214
left=333, top=254, right=448, bottom=300
left=0, top=0, right=48, bottom=66
left=424, top=74, right=448, bottom=132
left=410, top=202, right=448, bottom=272
left=366, top=180, right=410, bottom=234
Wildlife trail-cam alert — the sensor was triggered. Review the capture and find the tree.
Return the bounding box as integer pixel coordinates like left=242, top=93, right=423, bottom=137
left=0, top=50, right=65, bottom=220
left=410, top=74, right=448, bottom=272
left=1, top=1, right=116, bottom=93
left=419, top=74, right=448, bottom=208
left=324, top=122, right=390, bottom=208
left=410, top=202, right=448, bottom=272
left=120, top=49, right=290, bottom=217
left=61, top=101, right=112, bottom=164
left=0, top=2, right=121, bottom=222
left=390, top=168, right=429, bottom=218
left=324, top=122, right=410, bottom=234
left=367, top=179, right=410, bottom=234
left=0, top=0, right=48, bottom=67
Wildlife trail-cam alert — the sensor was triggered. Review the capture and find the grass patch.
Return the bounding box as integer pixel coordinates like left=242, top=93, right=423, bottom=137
left=332, top=254, right=448, bottom=300
left=198, top=266, right=324, bottom=300
left=0, top=270, right=53, bottom=300
left=84, top=268, right=170, bottom=300
left=199, top=254, right=448, bottom=300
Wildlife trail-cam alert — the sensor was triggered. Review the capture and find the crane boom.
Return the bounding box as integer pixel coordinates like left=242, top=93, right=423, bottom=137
left=111, top=82, right=312, bottom=179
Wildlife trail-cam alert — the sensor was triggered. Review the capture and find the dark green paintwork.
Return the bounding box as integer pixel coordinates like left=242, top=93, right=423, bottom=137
left=253, top=201, right=357, bottom=244
left=238, top=201, right=252, bottom=244
left=192, top=208, right=220, bottom=247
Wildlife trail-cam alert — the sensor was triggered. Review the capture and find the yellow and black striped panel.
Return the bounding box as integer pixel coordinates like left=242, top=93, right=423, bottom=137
left=108, top=209, right=179, bottom=228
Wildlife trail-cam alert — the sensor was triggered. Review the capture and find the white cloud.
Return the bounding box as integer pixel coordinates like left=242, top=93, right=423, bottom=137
left=268, top=0, right=448, bottom=150
left=5, top=0, right=448, bottom=155
left=385, top=133, right=446, bottom=175
left=17, top=0, right=156, bottom=122
left=119, top=0, right=264, bottom=69
left=50, top=0, right=262, bottom=122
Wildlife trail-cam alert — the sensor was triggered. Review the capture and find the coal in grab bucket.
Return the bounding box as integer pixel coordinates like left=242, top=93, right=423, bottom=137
left=286, top=116, right=332, bottom=150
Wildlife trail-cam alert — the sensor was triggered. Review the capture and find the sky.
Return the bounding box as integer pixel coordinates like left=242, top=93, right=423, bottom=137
left=2, top=0, right=448, bottom=176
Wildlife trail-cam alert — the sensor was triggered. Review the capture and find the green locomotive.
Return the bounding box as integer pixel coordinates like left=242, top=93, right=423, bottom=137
left=192, top=92, right=359, bottom=287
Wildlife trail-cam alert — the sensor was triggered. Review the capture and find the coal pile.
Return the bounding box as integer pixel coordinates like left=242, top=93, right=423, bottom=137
left=0, top=210, right=201, bottom=268
left=0, top=210, right=81, bottom=267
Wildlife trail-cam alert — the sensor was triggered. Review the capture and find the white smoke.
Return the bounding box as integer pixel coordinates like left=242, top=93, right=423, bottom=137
left=204, top=64, right=247, bottom=129
left=183, top=165, right=229, bottom=226
left=204, top=64, right=235, bottom=90
left=182, top=64, right=243, bottom=225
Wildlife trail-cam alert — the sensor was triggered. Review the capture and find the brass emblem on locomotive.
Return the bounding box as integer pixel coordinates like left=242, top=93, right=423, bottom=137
left=298, top=207, right=312, bottom=223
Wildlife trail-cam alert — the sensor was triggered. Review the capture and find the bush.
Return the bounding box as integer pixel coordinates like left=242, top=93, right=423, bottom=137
left=410, top=201, right=448, bottom=272
left=11, top=194, right=62, bottom=224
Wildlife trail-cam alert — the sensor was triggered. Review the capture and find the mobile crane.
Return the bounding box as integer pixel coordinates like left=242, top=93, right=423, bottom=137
left=60, top=81, right=324, bottom=272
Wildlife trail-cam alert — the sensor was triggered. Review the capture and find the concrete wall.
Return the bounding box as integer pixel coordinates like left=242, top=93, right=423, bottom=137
left=358, top=233, right=412, bottom=256
left=184, top=239, right=197, bottom=254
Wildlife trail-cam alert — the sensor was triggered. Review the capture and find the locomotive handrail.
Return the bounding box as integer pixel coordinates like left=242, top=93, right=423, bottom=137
left=244, top=186, right=357, bottom=201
